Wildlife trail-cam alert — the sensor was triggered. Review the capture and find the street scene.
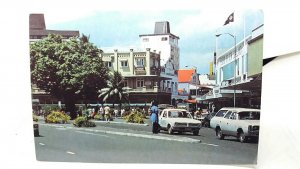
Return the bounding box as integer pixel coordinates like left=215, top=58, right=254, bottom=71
left=30, top=9, right=263, bottom=165
left=34, top=117, right=258, bottom=164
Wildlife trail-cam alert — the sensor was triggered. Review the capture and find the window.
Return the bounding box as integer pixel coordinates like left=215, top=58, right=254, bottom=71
left=230, top=112, right=237, bottom=120
left=106, top=62, right=112, bottom=68
left=136, top=58, right=144, bottom=67
left=215, top=110, right=228, bottom=117
left=168, top=110, right=187, bottom=118
left=137, top=78, right=144, bottom=88
left=224, top=111, right=232, bottom=119
left=163, top=111, right=167, bottom=117
left=143, top=38, right=149, bottom=42
left=161, top=37, right=168, bottom=41
left=121, top=60, right=128, bottom=67
left=238, top=111, right=260, bottom=120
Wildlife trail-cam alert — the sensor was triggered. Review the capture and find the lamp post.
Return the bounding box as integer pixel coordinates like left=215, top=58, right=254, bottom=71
left=215, top=33, right=236, bottom=108
left=185, top=65, right=199, bottom=110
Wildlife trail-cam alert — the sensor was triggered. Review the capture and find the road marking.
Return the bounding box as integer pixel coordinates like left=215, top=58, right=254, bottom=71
left=56, top=128, right=67, bottom=130
left=66, top=151, right=76, bottom=155
left=75, top=131, right=109, bottom=138
left=200, top=142, right=219, bottom=147
left=39, top=143, right=45, bottom=146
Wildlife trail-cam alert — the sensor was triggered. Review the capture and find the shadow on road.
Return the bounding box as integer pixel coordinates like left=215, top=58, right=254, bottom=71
left=220, top=137, right=259, bottom=144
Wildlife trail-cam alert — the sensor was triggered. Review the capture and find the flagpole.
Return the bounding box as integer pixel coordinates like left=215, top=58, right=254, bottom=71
left=244, top=12, right=246, bottom=47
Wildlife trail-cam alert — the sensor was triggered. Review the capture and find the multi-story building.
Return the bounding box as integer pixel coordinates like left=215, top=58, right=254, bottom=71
left=177, top=68, right=199, bottom=100
left=139, top=21, right=180, bottom=104
left=200, top=24, right=263, bottom=111
left=100, top=48, right=172, bottom=105
left=29, top=14, right=79, bottom=42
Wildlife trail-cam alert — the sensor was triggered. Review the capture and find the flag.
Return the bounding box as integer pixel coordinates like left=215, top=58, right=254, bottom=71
left=224, top=12, right=234, bottom=25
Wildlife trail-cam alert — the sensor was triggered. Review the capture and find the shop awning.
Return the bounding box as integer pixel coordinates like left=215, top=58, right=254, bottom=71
left=185, top=99, right=197, bottom=104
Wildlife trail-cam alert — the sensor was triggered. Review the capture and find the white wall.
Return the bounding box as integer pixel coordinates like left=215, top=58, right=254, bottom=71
left=257, top=51, right=300, bottom=169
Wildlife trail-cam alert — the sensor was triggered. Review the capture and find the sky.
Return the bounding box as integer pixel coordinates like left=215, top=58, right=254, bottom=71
left=44, top=9, right=263, bottom=74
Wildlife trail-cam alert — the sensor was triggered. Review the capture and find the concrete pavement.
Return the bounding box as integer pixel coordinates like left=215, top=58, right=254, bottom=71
left=37, top=117, right=201, bottom=143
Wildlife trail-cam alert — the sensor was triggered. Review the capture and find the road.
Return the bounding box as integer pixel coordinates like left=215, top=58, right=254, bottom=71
left=34, top=119, right=258, bottom=165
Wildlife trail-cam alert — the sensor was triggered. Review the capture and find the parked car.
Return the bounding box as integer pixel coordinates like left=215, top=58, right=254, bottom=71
left=158, top=108, right=202, bottom=135
left=210, top=107, right=260, bottom=143
left=33, top=121, right=39, bottom=137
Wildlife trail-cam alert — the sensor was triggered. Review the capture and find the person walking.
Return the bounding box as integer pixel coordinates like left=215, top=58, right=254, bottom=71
left=99, top=106, right=104, bottom=121
left=104, top=106, right=111, bottom=121
left=150, top=100, right=159, bottom=134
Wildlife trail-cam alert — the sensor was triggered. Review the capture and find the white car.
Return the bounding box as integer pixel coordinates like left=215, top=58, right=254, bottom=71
left=158, top=108, right=202, bottom=135
left=210, top=107, right=260, bottom=143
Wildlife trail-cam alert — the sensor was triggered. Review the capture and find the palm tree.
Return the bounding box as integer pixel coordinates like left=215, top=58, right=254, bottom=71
left=98, top=71, right=130, bottom=110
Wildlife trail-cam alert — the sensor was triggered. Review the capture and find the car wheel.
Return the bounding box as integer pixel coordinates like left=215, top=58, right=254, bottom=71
left=216, top=128, right=224, bottom=140
left=167, top=125, right=173, bottom=135
left=238, top=131, right=246, bottom=143
left=193, top=130, right=199, bottom=136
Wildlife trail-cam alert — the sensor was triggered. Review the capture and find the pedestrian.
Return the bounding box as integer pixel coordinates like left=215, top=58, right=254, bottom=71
left=150, top=100, right=159, bottom=134
left=121, top=108, right=125, bottom=117
left=104, top=106, right=111, bottom=121
left=142, top=108, right=146, bottom=115
left=114, top=108, right=119, bottom=118
left=98, top=106, right=104, bottom=120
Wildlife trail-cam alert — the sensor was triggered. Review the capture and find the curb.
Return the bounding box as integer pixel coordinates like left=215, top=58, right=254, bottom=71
left=91, top=120, right=150, bottom=126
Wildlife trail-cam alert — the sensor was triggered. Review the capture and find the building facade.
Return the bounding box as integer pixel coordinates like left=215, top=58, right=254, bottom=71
left=100, top=48, right=172, bottom=105
left=29, top=14, right=79, bottom=42
left=139, top=21, right=180, bottom=103
left=199, top=25, right=264, bottom=111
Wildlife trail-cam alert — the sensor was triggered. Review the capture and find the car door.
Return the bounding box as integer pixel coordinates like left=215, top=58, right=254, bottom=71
left=227, top=111, right=238, bottom=136
left=210, top=109, right=228, bottom=129
left=222, top=111, right=232, bottom=135
left=159, top=110, right=168, bottom=129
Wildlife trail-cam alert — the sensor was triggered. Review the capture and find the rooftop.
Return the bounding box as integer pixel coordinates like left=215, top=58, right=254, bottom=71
left=178, top=69, right=196, bottom=83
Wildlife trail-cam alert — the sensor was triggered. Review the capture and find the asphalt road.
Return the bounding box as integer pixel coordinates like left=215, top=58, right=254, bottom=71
left=34, top=120, right=258, bottom=165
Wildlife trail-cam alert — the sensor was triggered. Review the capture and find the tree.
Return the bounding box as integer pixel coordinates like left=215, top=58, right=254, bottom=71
left=30, top=34, right=109, bottom=119
left=98, top=71, right=129, bottom=110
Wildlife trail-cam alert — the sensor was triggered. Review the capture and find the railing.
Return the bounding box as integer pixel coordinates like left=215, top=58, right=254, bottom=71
left=127, top=86, right=171, bottom=93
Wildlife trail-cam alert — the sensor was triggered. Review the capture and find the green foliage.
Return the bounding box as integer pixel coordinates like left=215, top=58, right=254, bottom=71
left=41, top=104, right=60, bottom=114
left=124, top=110, right=145, bottom=124
left=45, top=111, right=71, bottom=124
left=30, top=34, right=109, bottom=117
left=93, top=114, right=101, bottom=120
left=73, top=116, right=96, bottom=127
left=33, top=114, right=38, bottom=122
left=99, top=71, right=129, bottom=109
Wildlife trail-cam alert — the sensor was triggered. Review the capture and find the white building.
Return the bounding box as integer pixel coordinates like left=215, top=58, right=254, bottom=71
left=100, top=48, right=172, bottom=105
left=215, top=36, right=251, bottom=87
left=139, top=21, right=180, bottom=103
left=200, top=25, right=264, bottom=110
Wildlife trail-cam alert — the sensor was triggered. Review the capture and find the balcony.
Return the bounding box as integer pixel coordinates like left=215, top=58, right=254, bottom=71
left=150, top=66, right=161, bottom=75
left=127, top=86, right=171, bottom=93
left=135, top=66, right=146, bottom=75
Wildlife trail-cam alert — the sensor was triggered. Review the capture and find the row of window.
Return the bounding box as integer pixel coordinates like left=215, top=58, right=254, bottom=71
left=122, top=79, right=177, bottom=89
left=105, top=58, right=145, bottom=68
left=142, top=37, right=171, bottom=42
left=217, top=43, right=245, bottom=66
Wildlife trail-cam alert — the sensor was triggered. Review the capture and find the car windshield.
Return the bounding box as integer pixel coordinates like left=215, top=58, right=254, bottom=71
left=168, top=110, right=188, bottom=118
left=238, top=111, right=260, bottom=120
